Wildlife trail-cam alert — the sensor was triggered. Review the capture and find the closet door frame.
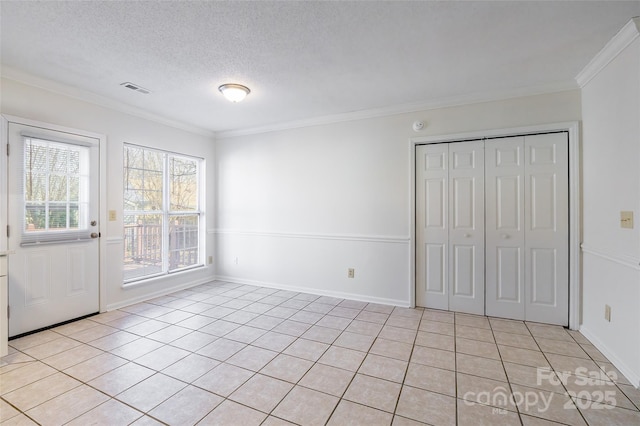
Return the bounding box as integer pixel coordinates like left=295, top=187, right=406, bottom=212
left=410, top=122, right=581, bottom=330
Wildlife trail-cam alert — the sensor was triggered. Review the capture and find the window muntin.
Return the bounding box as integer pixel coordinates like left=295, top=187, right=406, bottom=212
left=123, top=144, right=202, bottom=282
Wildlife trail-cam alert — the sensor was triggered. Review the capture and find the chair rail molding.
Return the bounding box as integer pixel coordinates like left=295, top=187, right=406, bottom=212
left=581, top=244, right=640, bottom=271
left=213, top=228, right=410, bottom=244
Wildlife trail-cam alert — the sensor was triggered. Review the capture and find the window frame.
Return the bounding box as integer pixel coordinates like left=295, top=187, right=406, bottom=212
left=123, top=143, right=204, bottom=283
left=21, top=135, right=94, bottom=245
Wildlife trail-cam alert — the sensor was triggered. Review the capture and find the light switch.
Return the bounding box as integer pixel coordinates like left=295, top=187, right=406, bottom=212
left=109, top=210, right=117, bottom=221
left=620, top=211, right=633, bottom=229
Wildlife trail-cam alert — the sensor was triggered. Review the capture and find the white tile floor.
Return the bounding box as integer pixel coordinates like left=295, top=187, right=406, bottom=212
left=1, top=281, right=639, bottom=425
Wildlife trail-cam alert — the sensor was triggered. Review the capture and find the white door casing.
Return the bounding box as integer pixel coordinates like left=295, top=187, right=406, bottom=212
left=7, top=121, right=100, bottom=337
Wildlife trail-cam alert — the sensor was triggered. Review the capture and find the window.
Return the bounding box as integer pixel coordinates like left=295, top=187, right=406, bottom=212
left=22, top=136, right=92, bottom=245
left=123, top=144, right=203, bottom=282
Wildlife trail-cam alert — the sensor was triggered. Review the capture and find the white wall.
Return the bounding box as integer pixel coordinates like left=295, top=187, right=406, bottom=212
left=215, top=91, right=581, bottom=305
left=580, top=30, right=640, bottom=387
left=0, top=77, right=217, bottom=310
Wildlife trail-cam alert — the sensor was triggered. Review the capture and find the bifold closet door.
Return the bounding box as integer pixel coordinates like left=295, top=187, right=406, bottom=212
left=416, top=143, right=449, bottom=310
left=523, top=133, right=569, bottom=325
left=448, top=141, right=484, bottom=315
left=485, top=137, right=526, bottom=320
left=416, top=142, right=484, bottom=314
left=485, top=133, right=569, bottom=324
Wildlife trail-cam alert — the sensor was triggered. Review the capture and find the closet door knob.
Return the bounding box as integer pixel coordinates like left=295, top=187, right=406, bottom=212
left=501, top=234, right=509, bottom=239
left=464, top=233, right=471, bottom=238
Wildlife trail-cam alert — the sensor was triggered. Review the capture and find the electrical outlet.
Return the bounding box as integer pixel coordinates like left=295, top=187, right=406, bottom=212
left=347, top=268, right=355, bottom=278
left=234, top=257, right=239, bottom=265
left=605, top=304, right=611, bottom=322
left=108, top=210, right=116, bottom=221
left=208, top=256, right=213, bottom=265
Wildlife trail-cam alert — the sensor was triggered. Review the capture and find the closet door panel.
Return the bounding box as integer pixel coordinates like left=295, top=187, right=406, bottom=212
left=416, top=144, right=449, bottom=309
left=452, top=245, right=475, bottom=297
left=531, top=248, right=557, bottom=305
left=486, top=137, right=525, bottom=320
left=448, top=141, right=484, bottom=315
left=425, top=244, right=446, bottom=294
left=496, top=176, right=521, bottom=230
left=496, top=246, right=522, bottom=302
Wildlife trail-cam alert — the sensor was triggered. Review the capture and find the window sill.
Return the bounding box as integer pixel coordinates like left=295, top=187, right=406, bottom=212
left=122, top=264, right=205, bottom=289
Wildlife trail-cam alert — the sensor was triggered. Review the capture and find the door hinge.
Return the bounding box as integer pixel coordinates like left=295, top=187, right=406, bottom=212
left=6, top=225, right=8, bottom=238
left=6, top=144, right=9, bottom=156
left=7, top=305, right=9, bottom=319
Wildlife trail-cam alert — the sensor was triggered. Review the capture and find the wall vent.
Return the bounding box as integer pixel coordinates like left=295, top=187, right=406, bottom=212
left=120, top=82, right=150, bottom=94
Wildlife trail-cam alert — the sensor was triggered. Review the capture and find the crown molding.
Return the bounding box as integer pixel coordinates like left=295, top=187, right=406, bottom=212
left=216, top=80, right=578, bottom=139
left=0, top=66, right=215, bottom=138
left=576, top=17, right=640, bottom=88
left=1, top=65, right=578, bottom=141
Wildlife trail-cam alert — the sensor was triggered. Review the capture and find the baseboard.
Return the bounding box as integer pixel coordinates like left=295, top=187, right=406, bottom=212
left=105, top=277, right=215, bottom=312
left=579, top=325, right=640, bottom=388
left=215, top=275, right=411, bottom=308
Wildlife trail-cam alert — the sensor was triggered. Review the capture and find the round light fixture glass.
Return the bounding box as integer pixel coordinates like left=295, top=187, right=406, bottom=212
left=218, top=83, right=250, bottom=102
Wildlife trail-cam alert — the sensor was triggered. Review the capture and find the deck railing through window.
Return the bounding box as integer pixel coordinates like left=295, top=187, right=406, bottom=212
left=124, top=221, right=199, bottom=280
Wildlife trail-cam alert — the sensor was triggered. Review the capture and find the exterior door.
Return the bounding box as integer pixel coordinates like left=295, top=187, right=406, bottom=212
left=7, top=120, right=100, bottom=337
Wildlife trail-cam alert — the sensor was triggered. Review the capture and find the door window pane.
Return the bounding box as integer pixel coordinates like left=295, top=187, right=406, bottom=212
left=69, top=177, right=79, bottom=202
left=48, top=146, right=68, bottom=172
left=48, top=175, right=67, bottom=201
left=25, top=174, right=46, bottom=202
left=23, top=138, right=90, bottom=235
left=25, top=204, right=45, bottom=231
left=48, top=204, right=68, bottom=229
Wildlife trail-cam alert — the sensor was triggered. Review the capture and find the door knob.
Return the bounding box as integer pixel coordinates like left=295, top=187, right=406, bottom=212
left=501, top=234, right=509, bottom=239
left=90, top=233, right=99, bottom=239
left=91, top=220, right=97, bottom=226
left=464, top=233, right=471, bottom=238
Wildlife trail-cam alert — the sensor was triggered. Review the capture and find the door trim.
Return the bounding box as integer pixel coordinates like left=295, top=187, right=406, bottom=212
left=1, top=114, right=108, bottom=313
left=409, top=122, right=581, bottom=330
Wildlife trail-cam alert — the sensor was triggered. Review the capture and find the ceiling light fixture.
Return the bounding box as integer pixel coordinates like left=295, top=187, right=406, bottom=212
left=218, top=83, right=250, bottom=102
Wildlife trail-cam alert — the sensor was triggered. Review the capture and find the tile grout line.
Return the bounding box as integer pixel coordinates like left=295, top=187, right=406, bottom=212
left=485, top=316, right=525, bottom=426
left=523, top=321, right=590, bottom=425
left=454, top=312, right=459, bottom=426
left=4, top=282, right=637, bottom=425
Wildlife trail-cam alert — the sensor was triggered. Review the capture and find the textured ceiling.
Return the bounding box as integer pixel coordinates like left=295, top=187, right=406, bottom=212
left=1, top=1, right=639, bottom=135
